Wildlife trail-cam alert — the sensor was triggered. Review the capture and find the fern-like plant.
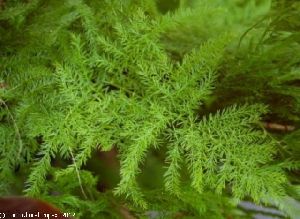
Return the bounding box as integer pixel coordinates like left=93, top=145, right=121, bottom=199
left=0, top=0, right=293, bottom=218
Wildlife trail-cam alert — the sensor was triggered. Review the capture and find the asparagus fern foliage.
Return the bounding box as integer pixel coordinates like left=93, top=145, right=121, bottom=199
left=0, top=0, right=290, bottom=217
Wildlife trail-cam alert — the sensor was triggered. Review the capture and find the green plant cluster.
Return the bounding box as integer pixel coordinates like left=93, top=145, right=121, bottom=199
left=0, top=0, right=299, bottom=218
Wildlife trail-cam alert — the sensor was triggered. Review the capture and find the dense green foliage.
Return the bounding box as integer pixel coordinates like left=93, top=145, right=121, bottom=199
left=0, top=0, right=299, bottom=218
